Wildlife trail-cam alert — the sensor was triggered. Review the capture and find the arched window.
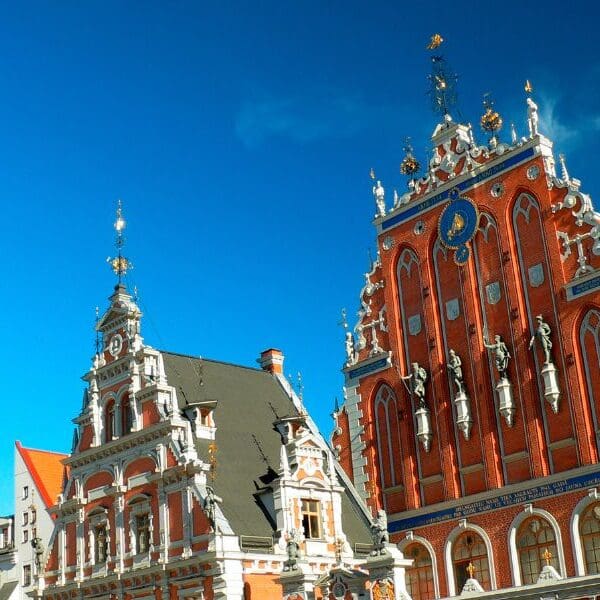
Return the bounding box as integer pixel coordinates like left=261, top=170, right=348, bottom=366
left=104, top=400, right=115, bottom=442
left=517, top=516, right=559, bottom=584
left=121, top=395, right=133, bottom=435
left=404, top=542, right=435, bottom=600
left=374, top=385, right=401, bottom=491
left=452, top=531, right=491, bottom=592
left=580, top=502, right=600, bottom=574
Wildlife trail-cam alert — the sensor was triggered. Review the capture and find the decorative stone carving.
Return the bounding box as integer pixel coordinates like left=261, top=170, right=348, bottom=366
left=529, top=315, right=553, bottom=365
left=203, top=486, right=223, bottom=532
left=370, top=510, right=389, bottom=556
left=283, top=529, right=303, bottom=571
left=401, top=363, right=432, bottom=452
left=373, top=180, right=386, bottom=217
left=529, top=315, right=561, bottom=413
left=447, top=349, right=472, bottom=440
left=483, top=333, right=515, bottom=426
left=527, top=97, right=539, bottom=137
left=344, top=331, right=357, bottom=366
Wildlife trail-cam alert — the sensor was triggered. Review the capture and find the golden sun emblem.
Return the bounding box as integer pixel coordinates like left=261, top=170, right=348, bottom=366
left=427, top=33, right=444, bottom=50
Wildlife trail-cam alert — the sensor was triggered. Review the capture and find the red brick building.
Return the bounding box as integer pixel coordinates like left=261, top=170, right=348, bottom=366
left=333, top=88, right=600, bottom=598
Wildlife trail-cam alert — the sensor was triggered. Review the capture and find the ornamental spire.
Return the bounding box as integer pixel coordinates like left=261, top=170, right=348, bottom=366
left=426, top=33, right=458, bottom=118
left=107, top=200, right=133, bottom=284
left=480, top=93, right=503, bottom=147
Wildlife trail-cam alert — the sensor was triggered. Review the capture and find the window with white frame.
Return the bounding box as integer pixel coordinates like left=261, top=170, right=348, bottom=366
left=23, top=564, right=31, bottom=586
left=405, top=542, right=435, bottom=600
left=128, top=495, right=153, bottom=556
left=452, top=531, right=490, bottom=592
left=580, top=502, right=600, bottom=574
left=22, top=486, right=29, bottom=500
left=516, top=516, right=559, bottom=584
left=301, top=499, right=321, bottom=539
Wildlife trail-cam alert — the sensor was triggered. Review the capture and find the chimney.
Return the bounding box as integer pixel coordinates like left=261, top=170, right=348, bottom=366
left=259, top=348, right=284, bottom=375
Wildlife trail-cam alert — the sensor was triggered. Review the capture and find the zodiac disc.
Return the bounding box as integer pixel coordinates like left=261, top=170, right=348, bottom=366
left=438, top=196, right=479, bottom=250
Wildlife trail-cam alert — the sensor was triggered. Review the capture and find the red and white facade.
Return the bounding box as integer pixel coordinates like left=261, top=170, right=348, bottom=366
left=333, top=98, right=600, bottom=598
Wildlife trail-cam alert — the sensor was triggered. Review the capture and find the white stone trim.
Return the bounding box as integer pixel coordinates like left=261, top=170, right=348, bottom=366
left=444, top=520, right=497, bottom=596
left=398, top=532, right=440, bottom=599
left=570, top=488, right=599, bottom=576
left=507, top=505, right=567, bottom=586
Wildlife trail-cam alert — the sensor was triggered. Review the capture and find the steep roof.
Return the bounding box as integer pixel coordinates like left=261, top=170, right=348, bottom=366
left=161, top=351, right=371, bottom=544
left=15, top=442, right=67, bottom=508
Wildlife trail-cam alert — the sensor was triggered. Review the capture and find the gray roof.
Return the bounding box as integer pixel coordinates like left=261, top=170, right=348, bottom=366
left=0, top=581, right=18, bottom=600
left=161, top=351, right=371, bottom=545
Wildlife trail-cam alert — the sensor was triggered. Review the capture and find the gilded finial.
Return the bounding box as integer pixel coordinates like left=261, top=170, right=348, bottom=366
left=480, top=94, right=503, bottom=148
left=400, top=137, right=420, bottom=177
left=542, top=548, right=553, bottom=566
left=466, top=561, right=476, bottom=579
left=427, top=33, right=444, bottom=50
left=107, top=200, right=132, bottom=283
left=525, top=79, right=533, bottom=95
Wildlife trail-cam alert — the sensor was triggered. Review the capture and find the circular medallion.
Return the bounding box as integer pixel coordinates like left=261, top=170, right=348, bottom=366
left=332, top=582, right=347, bottom=599
left=438, top=197, right=479, bottom=250
left=490, top=182, right=504, bottom=199
left=413, top=221, right=425, bottom=235
left=454, top=244, right=471, bottom=265
left=382, top=235, right=395, bottom=251
left=109, top=333, right=123, bottom=357
left=527, top=165, right=540, bottom=180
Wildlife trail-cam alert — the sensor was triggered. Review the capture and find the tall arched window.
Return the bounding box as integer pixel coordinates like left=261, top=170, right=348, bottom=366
left=580, top=502, right=600, bottom=574
left=404, top=542, right=435, bottom=600
left=517, top=516, right=559, bottom=584
left=580, top=309, right=600, bottom=447
left=121, top=395, right=133, bottom=435
left=374, top=385, right=403, bottom=494
left=452, top=531, right=490, bottom=592
left=104, top=400, right=115, bottom=442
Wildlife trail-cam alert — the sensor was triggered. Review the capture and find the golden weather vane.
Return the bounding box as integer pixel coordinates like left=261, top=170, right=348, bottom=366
left=524, top=79, right=533, bottom=94
left=427, top=33, right=444, bottom=50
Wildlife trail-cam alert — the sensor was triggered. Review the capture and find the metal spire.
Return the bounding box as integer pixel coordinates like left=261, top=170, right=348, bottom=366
left=107, top=200, right=132, bottom=284
left=426, top=34, right=458, bottom=118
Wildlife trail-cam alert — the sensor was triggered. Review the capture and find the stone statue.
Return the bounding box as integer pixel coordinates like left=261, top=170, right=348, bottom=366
left=203, top=486, right=223, bottom=531
left=345, top=331, right=357, bottom=366
left=31, top=536, right=44, bottom=572
left=400, top=362, right=428, bottom=408
left=96, top=528, right=106, bottom=563
left=283, top=529, right=302, bottom=571
left=373, top=180, right=386, bottom=217
left=529, top=315, right=553, bottom=364
left=483, top=334, right=511, bottom=379
left=527, top=97, right=539, bottom=137
left=370, top=509, right=389, bottom=555
left=446, top=349, right=465, bottom=395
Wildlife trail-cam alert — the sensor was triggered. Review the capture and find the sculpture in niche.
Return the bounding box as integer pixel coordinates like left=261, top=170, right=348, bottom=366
left=447, top=349, right=465, bottom=395
left=401, top=362, right=432, bottom=451
left=483, top=332, right=515, bottom=426
left=370, top=510, right=389, bottom=555
left=529, top=315, right=553, bottom=364
left=203, top=486, right=223, bottom=531
left=529, top=315, right=561, bottom=413
left=447, top=349, right=472, bottom=440
left=283, top=529, right=302, bottom=571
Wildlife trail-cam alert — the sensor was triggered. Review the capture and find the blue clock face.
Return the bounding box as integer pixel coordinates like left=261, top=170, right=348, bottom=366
left=438, top=197, right=479, bottom=250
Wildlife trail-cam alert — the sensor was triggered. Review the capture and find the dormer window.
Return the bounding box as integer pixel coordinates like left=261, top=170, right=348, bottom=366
left=301, top=499, right=321, bottom=539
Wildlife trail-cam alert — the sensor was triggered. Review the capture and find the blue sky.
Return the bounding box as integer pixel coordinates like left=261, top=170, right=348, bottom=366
left=0, top=1, right=598, bottom=515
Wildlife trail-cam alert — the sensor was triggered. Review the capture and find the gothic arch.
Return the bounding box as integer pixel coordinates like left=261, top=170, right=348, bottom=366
left=579, top=308, right=600, bottom=448
left=373, top=384, right=401, bottom=492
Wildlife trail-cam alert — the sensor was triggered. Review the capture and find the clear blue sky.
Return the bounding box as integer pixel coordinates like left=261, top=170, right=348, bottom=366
left=0, top=1, right=598, bottom=515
